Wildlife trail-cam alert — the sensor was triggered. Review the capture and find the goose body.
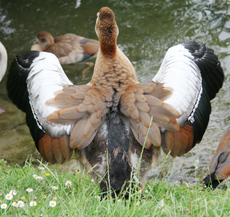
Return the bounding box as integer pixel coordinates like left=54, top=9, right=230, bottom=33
left=203, top=127, right=230, bottom=189
left=31, top=31, right=99, bottom=64
left=7, top=7, right=224, bottom=196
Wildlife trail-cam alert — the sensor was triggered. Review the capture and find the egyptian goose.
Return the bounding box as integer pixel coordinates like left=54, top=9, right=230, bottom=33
left=7, top=7, right=224, bottom=197
left=0, top=41, right=7, bottom=114
left=203, top=127, right=230, bottom=189
left=31, top=31, right=99, bottom=64
left=31, top=31, right=99, bottom=78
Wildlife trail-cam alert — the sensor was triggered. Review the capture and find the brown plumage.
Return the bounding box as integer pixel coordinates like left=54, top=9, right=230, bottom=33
left=31, top=31, right=99, bottom=64
left=203, top=127, right=230, bottom=188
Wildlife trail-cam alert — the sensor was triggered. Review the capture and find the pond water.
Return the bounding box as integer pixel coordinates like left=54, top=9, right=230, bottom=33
left=0, top=0, right=229, bottom=184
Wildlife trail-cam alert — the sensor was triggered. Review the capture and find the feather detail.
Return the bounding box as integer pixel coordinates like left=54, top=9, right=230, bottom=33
left=38, top=134, right=57, bottom=164
left=70, top=118, right=88, bottom=149
left=161, top=124, right=194, bottom=157
left=120, top=83, right=180, bottom=148
left=58, top=135, right=72, bottom=161
left=51, top=138, right=65, bottom=164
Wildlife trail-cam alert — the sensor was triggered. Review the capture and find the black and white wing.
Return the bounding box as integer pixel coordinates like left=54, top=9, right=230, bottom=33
left=153, top=42, right=224, bottom=157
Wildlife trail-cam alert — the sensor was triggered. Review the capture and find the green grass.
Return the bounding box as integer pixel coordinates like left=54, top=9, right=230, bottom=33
left=0, top=159, right=229, bottom=217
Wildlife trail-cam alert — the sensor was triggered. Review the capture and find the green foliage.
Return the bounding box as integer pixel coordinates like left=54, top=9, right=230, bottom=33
left=0, top=159, right=230, bottom=217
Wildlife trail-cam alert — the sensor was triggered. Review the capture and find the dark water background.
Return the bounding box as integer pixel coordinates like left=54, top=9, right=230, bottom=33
left=0, top=0, right=229, bottom=184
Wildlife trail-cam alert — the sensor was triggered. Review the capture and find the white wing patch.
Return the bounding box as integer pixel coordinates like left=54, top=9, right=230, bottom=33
left=153, top=44, right=202, bottom=126
left=27, top=52, right=73, bottom=137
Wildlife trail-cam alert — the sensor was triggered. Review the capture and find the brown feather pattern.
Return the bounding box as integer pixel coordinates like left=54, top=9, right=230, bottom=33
left=38, top=134, right=72, bottom=164
left=161, top=124, right=194, bottom=157
left=120, top=82, right=180, bottom=149
left=47, top=85, right=107, bottom=150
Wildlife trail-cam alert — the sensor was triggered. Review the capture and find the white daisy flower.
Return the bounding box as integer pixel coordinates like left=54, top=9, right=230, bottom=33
left=1, top=203, right=7, bottom=209
left=33, top=174, right=38, bottom=179
left=91, top=179, right=95, bottom=183
left=18, top=201, right=25, bottom=208
left=9, top=190, right=17, bottom=195
left=38, top=166, right=45, bottom=170
left=135, top=201, right=140, bottom=206
left=12, top=202, right=18, bottom=207
left=5, top=193, right=13, bottom=200
left=49, top=200, right=57, bottom=207
left=30, top=201, right=37, bottom=207
left=51, top=186, right=59, bottom=190
left=26, top=188, right=33, bottom=192
left=37, top=176, right=44, bottom=182
left=65, top=180, right=72, bottom=188
left=95, top=196, right=100, bottom=201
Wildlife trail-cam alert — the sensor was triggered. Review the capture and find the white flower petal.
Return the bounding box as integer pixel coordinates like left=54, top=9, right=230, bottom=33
left=12, top=202, right=18, bottom=207
left=5, top=193, right=13, bottom=200
left=49, top=200, right=57, bottom=207
left=26, top=188, right=33, bottom=192
left=18, top=201, right=25, bottom=208
left=9, top=190, right=17, bottom=195
left=30, top=201, right=37, bottom=206
left=1, top=204, right=7, bottom=209
left=65, top=180, right=72, bottom=188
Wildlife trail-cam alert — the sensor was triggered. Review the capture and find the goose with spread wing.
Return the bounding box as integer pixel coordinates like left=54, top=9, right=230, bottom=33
left=7, top=7, right=224, bottom=197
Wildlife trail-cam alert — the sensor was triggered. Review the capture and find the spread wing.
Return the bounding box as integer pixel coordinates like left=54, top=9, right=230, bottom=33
left=153, top=42, right=224, bottom=157
left=7, top=51, right=108, bottom=164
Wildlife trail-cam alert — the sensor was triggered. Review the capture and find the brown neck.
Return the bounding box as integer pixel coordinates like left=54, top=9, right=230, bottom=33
left=100, top=34, right=117, bottom=58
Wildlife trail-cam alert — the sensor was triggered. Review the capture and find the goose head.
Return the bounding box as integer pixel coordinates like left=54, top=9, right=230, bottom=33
left=31, top=31, right=54, bottom=51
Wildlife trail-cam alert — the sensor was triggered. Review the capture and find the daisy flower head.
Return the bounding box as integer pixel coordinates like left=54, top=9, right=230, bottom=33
left=46, top=173, right=50, bottom=176
left=65, top=180, right=72, bottom=188
left=37, top=176, right=44, bottom=182
left=95, top=196, right=100, bottom=201
left=5, top=193, right=13, bottom=200
left=21, top=196, right=26, bottom=200
left=26, top=188, right=33, bottom=193
left=135, top=201, right=140, bottom=206
left=30, top=201, right=37, bottom=207
left=38, top=166, right=44, bottom=170
left=49, top=200, right=57, bottom=207
left=51, top=186, right=59, bottom=190
left=1, top=203, right=7, bottom=209
left=12, top=202, right=18, bottom=207
left=9, top=190, right=16, bottom=196
left=18, top=201, right=25, bottom=208
left=33, top=174, right=38, bottom=179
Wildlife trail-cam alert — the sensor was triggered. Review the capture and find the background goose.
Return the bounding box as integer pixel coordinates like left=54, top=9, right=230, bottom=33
left=203, top=127, right=230, bottom=189
left=7, top=7, right=224, bottom=197
left=31, top=31, right=100, bottom=78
